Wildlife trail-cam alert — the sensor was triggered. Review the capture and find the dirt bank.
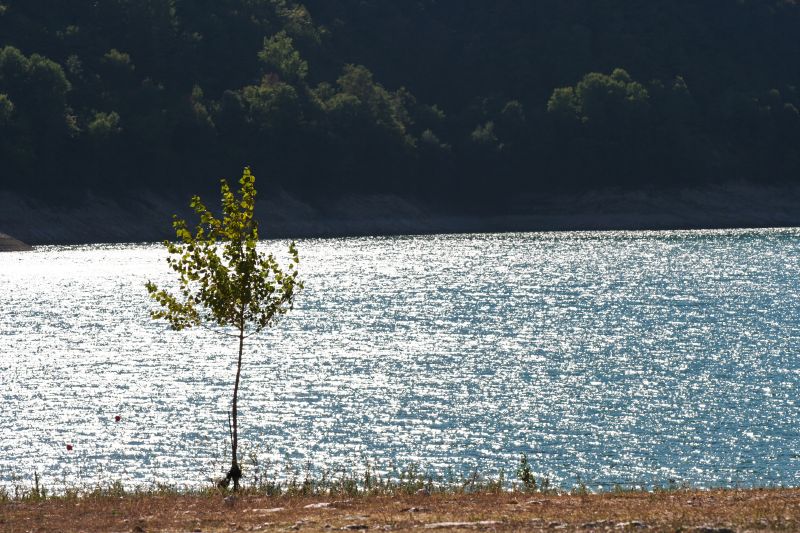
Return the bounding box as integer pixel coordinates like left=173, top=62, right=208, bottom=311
left=2, top=488, right=799, bottom=532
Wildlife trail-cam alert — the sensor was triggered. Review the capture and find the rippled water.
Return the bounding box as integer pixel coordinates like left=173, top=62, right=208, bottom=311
left=2, top=229, right=800, bottom=491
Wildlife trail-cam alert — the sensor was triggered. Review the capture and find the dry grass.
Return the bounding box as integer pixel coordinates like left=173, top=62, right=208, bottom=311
left=2, top=488, right=800, bottom=532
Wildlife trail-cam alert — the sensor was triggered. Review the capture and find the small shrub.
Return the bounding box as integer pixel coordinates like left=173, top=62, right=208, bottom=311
left=516, top=453, right=537, bottom=492
left=571, top=475, right=589, bottom=496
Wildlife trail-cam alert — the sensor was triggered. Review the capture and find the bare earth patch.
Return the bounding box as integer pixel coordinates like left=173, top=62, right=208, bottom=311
left=2, top=489, right=800, bottom=532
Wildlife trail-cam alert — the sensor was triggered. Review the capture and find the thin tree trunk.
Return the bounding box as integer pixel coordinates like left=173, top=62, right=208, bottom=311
left=228, top=323, right=245, bottom=490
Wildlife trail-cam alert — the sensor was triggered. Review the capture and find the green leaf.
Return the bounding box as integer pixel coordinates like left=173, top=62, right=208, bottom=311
left=146, top=166, right=303, bottom=337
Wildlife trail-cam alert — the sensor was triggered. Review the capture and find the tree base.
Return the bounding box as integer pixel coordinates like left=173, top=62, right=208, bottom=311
left=217, top=463, right=243, bottom=491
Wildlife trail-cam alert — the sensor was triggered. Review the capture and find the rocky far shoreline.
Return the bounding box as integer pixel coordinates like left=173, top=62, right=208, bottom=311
left=0, top=232, right=32, bottom=251
left=2, top=182, right=800, bottom=246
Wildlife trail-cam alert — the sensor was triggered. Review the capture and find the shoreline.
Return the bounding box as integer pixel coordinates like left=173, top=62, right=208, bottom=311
left=9, top=221, right=800, bottom=249
left=2, top=488, right=798, bottom=531
left=3, top=182, right=800, bottom=246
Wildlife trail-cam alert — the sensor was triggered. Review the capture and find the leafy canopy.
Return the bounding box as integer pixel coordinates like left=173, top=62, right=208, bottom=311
left=146, top=167, right=302, bottom=335
left=259, top=31, right=308, bottom=83
left=547, top=68, right=650, bottom=124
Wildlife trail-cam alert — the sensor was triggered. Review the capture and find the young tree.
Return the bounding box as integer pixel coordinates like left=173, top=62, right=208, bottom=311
left=146, top=167, right=302, bottom=491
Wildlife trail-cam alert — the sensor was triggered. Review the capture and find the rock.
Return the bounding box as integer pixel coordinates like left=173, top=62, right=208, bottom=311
left=0, top=232, right=32, bottom=251
left=304, top=500, right=352, bottom=509
left=582, top=520, right=615, bottom=529
left=424, top=521, right=500, bottom=529
left=340, top=525, right=368, bottom=530
left=304, top=502, right=332, bottom=509
left=690, top=528, right=735, bottom=533
left=250, top=507, right=285, bottom=514
left=615, top=521, right=648, bottom=529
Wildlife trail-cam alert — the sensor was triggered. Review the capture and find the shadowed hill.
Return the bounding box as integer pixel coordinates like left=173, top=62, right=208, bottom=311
left=1, top=1, right=799, bottom=231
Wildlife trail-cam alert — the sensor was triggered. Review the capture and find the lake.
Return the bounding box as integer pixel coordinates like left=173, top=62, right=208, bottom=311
left=1, top=229, right=799, bottom=492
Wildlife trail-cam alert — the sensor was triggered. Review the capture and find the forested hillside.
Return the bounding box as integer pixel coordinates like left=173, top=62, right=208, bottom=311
left=1, top=1, right=799, bottom=212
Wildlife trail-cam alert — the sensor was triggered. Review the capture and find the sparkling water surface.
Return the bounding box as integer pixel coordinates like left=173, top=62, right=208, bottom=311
left=2, top=229, right=800, bottom=491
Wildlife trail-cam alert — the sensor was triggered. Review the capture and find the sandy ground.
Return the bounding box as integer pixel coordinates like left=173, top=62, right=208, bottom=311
left=2, top=489, right=800, bottom=532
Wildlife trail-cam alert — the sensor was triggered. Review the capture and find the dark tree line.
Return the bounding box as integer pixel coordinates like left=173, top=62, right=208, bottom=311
left=1, top=1, right=799, bottom=211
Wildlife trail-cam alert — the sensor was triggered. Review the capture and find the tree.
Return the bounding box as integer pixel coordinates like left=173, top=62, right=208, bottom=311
left=0, top=93, right=14, bottom=124
left=546, top=68, right=650, bottom=127
left=87, top=110, right=122, bottom=138
left=258, top=31, right=308, bottom=83
left=146, top=167, right=303, bottom=491
left=0, top=46, right=72, bottom=129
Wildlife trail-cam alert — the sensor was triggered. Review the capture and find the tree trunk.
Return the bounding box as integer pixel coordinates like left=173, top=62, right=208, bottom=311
left=227, top=325, right=245, bottom=491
